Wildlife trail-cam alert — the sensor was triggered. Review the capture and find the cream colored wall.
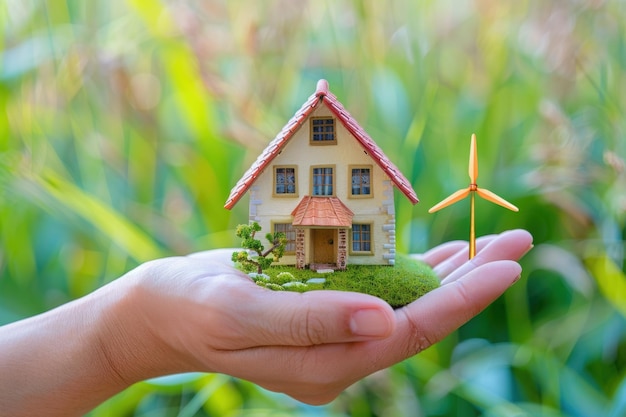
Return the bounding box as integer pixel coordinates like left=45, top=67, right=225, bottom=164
left=250, top=103, right=397, bottom=266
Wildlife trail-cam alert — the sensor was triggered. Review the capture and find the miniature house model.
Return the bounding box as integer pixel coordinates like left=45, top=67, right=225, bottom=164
left=225, top=79, right=418, bottom=270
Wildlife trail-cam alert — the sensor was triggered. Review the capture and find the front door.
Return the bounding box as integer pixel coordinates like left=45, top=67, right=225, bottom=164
left=312, top=229, right=337, bottom=264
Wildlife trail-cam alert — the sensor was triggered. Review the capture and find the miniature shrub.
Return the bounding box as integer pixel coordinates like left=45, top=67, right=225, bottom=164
left=263, top=283, right=285, bottom=291
left=274, top=271, right=296, bottom=285
left=249, top=273, right=270, bottom=282
left=282, top=281, right=307, bottom=290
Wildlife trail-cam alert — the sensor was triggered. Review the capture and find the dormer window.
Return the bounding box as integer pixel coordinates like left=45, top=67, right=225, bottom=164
left=310, top=117, right=336, bottom=144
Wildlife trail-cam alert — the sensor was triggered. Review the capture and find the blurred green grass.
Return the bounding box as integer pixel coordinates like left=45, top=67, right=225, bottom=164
left=1, top=1, right=625, bottom=416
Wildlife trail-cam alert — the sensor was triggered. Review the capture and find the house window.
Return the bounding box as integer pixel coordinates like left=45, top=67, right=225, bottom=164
left=350, top=166, right=372, bottom=197
left=352, top=224, right=372, bottom=252
left=310, top=117, right=336, bottom=144
left=274, top=223, right=296, bottom=253
left=274, top=166, right=297, bottom=196
left=312, top=166, right=334, bottom=196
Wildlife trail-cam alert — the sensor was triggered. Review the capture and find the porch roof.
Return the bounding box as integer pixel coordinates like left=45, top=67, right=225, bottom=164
left=291, top=196, right=354, bottom=228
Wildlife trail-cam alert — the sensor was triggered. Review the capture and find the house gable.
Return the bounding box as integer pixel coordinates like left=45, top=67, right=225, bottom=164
left=224, top=79, right=418, bottom=210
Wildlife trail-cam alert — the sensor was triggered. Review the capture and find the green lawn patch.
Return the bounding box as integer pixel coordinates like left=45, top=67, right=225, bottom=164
left=249, top=254, right=440, bottom=308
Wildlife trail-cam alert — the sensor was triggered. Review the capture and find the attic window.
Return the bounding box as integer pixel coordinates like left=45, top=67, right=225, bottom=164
left=310, top=117, right=336, bottom=144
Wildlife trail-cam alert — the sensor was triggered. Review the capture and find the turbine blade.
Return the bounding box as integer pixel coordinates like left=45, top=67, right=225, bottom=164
left=469, top=133, right=478, bottom=184
left=428, top=188, right=471, bottom=213
left=476, top=188, right=519, bottom=212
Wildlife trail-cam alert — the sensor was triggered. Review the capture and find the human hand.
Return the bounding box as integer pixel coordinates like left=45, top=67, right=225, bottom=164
left=102, top=229, right=532, bottom=405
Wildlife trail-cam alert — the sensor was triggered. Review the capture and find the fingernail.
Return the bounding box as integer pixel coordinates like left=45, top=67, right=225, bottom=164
left=350, top=309, right=392, bottom=337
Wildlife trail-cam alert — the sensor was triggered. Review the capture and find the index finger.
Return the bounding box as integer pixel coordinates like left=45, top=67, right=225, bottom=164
left=411, top=240, right=466, bottom=267
left=410, top=234, right=501, bottom=271
left=440, top=229, right=533, bottom=285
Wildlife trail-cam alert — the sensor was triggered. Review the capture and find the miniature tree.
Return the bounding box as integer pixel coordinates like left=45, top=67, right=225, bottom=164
left=232, top=222, right=287, bottom=274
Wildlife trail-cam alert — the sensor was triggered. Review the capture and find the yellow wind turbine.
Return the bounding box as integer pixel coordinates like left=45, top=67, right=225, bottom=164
left=429, top=133, right=519, bottom=259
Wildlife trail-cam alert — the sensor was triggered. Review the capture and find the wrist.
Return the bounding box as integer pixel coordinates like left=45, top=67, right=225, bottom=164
left=91, top=261, right=205, bottom=386
left=86, top=270, right=179, bottom=389
left=84, top=279, right=144, bottom=391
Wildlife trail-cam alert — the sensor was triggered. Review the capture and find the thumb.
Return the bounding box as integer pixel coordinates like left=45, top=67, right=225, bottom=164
left=233, top=289, right=397, bottom=347
left=186, top=250, right=397, bottom=347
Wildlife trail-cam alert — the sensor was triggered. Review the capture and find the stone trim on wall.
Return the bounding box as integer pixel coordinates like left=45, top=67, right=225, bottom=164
left=248, top=185, right=262, bottom=223
left=337, top=228, right=347, bottom=270
left=381, top=180, right=396, bottom=265
left=295, top=228, right=306, bottom=269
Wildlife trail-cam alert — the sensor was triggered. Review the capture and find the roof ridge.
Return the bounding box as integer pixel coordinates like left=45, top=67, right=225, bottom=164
left=315, top=79, right=329, bottom=97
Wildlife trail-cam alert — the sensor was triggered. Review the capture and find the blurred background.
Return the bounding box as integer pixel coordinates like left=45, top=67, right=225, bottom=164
left=1, top=0, right=625, bottom=416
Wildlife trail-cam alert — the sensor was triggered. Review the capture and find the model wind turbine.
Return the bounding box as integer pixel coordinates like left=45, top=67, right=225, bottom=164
left=429, top=133, right=519, bottom=259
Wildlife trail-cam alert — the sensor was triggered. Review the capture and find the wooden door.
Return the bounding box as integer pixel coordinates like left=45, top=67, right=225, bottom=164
left=313, top=229, right=337, bottom=264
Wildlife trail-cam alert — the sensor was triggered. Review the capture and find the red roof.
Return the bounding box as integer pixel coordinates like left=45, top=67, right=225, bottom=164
left=291, top=196, right=354, bottom=227
left=224, top=79, right=419, bottom=209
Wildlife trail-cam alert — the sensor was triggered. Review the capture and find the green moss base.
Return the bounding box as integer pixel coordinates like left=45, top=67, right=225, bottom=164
left=250, top=254, right=440, bottom=309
